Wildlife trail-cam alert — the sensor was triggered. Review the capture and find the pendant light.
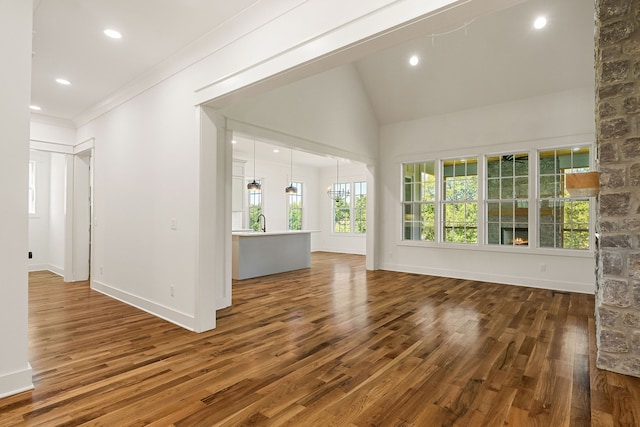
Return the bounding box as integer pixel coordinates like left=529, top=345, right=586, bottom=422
left=285, top=149, right=297, bottom=194
left=326, top=159, right=349, bottom=202
left=247, top=139, right=261, bottom=190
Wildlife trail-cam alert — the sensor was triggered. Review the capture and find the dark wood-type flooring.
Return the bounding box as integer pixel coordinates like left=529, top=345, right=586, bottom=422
left=2, top=252, right=640, bottom=426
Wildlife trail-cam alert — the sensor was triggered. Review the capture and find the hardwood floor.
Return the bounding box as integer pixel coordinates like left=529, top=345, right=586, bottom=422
left=2, top=253, right=640, bottom=426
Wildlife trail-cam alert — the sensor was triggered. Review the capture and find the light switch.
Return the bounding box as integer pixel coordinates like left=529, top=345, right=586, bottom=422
left=171, top=218, right=177, bottom=230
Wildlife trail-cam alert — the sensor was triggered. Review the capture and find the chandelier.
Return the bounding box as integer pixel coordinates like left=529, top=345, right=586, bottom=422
left=326, top=159, right=349, bottom=202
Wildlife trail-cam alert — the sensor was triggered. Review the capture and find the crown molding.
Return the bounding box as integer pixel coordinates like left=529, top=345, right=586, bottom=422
left=72, top=0, right=308, bottom=128
left=30, top=112, right=75, bottom=128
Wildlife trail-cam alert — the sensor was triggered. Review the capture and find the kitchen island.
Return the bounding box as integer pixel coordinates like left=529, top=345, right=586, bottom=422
left=232, top=230, right=313, bottom=280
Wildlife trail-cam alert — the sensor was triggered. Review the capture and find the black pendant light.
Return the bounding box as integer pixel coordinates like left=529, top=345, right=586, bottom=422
left=285, top=149, right=297, bottom=195
left=247, top=139, right=261, bottom=190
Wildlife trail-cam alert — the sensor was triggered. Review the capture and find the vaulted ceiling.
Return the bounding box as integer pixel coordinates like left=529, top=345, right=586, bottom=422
left=31, top=0, right=594, bottom=128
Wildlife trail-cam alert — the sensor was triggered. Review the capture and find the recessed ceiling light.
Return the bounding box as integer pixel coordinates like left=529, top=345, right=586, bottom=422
left=409, top=55, right=419, bottom=66
left=534, top=16, right=547, bottom=30
left=55, top=78, right=71, bottom=85
left=231, top=140, right=237, bottom=144
left=104, top=29, right=122, bottom=39
left=30, top=105, right=41, bottom=111
left=273, top=149, right=280, bottom=153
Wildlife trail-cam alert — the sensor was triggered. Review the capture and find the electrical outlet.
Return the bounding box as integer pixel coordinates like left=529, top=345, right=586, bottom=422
left=170, top=285, right=174, bottom=297
left=100, top=266, right=104, bottom=275
left=540, top=263, right=546, bottom=272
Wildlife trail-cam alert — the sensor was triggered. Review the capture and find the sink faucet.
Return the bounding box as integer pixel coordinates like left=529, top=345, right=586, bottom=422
left=258, top=213, right=266, bottom=232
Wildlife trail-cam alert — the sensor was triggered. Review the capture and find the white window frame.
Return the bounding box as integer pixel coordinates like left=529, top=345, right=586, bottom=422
left=537, top=146, right=593, bottom=251
left=247, top=179, right=263, bottom=231
left=330, top=181, right=367, bottom=234
left=398, top=143, right=595, bottom=256
left=440, top=157, right=479, bottom=245
left=485, top=152, right=530, bottom=247
left=402, top=161, right=437, bottom=242
left=287, top=181, right=303, bottom=231
left=28, top=160, right=37, bottom=215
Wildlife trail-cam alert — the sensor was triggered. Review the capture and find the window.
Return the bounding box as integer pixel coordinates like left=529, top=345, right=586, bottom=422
left=288, top=181, right=303, bottom=231
left=538, top=147, right=591, bottom=250
left=403, top=161, right=436, bottom=241
left=442, top=158, right=478, bottom=244
left=331, top=181, right=367, bottom=233
left=486, top=153, right=529, bottom=245
left=354, top=182, right=367, bottom=234
left=248, top=180, right=262, bottom=231
left=28, top=160, right=36, bottom=215
left=332, top=183, right=351, bottom=233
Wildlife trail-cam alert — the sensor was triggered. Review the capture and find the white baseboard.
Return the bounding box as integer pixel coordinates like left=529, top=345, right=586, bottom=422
left=28, top=264, right=64, bottom=276
left=91, top=280, right=196, bottom=331
left=381, top=262, right=594, bottom=294
left=48, top=264, right=64, bottom=276
left=0, top=364, right=33, bottom=399
left=28, top=263, right=49, bottom=272
left=314, top=247, right=366, bottom=255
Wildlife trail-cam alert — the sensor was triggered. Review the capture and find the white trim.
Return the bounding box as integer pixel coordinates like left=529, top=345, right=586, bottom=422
left=30, top=112, right=74, bottom=128
left=382, top=262, right=595, bottom=294
left=74, top=0, right=519, bottom=127
left=227, top=119, right=376, bottom=166
left=92, top=280, right=196, bottom=331
left=29, top=140, right=74, bottom=154
left=393, top=132, right=594, bottom=166
left=315, top=247, right=366, bottom=256
left=73, top=1, right=312, bottom=127
left=73, top=137, right=95, bottom=154
left=27, top=264, right=64, bottom=276
left=0, top=365, right=33, bottom=399
left=396, top=239, right=594, bottom=258
left=196, top=0, right=500, bottom=107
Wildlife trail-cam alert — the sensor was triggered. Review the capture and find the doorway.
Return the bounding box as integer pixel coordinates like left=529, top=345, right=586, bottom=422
left=27, top=142, right=94, bottom=282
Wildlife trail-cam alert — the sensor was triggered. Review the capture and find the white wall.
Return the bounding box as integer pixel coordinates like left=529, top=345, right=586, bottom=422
left=0, top=0, right=33, bottom=398
left=71, top=0, right=522, bottom=332
left=30, top=116, right=76, bottom=145
left=223, top=64, right=379, bottom=256
left=77, top=72, right=200, bottom=329
left=222, top=64, right=379, bottom=164
left=242, top=157, right=321, bottom=231
left=379, top=87, right=596, bottom=293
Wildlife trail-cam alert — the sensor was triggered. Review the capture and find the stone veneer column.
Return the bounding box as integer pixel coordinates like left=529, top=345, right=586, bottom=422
left=595, top=0, right=640, bottom=377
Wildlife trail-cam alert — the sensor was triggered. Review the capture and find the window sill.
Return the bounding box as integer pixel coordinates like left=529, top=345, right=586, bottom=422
left=397, top=239, right=593, bottom=258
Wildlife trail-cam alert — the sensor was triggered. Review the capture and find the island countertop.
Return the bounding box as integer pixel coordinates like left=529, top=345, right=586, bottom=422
left=231, top=231, right=317, bottom=280
left=232, top=230, right=318, bottom=237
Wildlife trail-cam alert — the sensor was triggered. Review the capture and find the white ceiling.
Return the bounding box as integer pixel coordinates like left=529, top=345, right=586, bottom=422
left=355, top=0, right=594, bottom=124
left=31, top=0, right=260, bottom=119
left=232, top=134, right=338, bottom=169
left=30, top=0, right=595, bottom=167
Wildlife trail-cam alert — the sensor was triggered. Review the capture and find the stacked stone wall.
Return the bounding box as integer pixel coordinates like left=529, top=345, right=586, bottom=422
left=596, top=0, right=640, bottom=377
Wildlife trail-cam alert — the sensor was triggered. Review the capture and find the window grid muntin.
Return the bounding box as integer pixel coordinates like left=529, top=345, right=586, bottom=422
left=288, top=181, right=303, bottom=231
left=332, top=182, right=351, bottom=233
left=248, top=179, right=263, bottom=231
left=442, top=158, right=478, bottom=244
left=402, top=161, right=436, bottom=241
left=354, top=181, right=367, bottom=234
left=538, top=147, right=591, bottom=250
left=486, top=153, right=529, bottom=246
